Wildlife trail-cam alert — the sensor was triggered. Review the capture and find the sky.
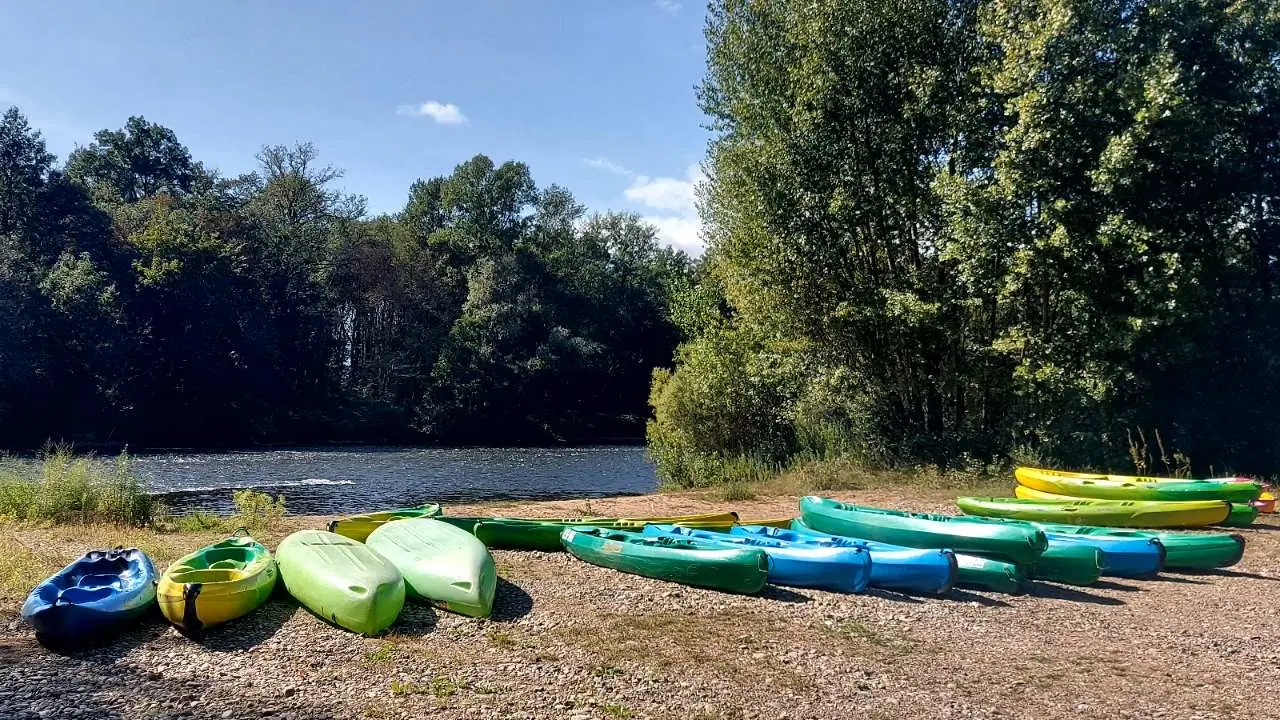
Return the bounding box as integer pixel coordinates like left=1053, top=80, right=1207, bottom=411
left=0, top=0, right=711, bottom=253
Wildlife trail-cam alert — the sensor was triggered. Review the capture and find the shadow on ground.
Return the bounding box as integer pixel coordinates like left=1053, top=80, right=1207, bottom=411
left=1027, top=583, right=1124, bottom=606
left=758, top=586, right=812, bottom=603
left=491, top=577, right=534, bottom=621
left=947, top=588, right=1012, bottom=607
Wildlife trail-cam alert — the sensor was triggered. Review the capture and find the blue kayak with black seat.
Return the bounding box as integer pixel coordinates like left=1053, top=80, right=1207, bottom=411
left=22, top=547, right=158, bottom=643
left=641, top=524, right=872, bottom=593
left=730, top=524, right=957, bottom=595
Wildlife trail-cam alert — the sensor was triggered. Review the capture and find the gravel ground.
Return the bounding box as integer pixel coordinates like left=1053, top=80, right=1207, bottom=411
left=3, top=490, right=1278, bottom=720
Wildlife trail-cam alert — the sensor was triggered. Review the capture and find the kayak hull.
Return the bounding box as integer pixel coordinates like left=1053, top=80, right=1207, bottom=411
left=1041, top=533, right=1165, bottom=578
left=276, top=530, right=405, bottom=635
left=157, top=533, right=277, bottom=634
left=952, top=553, right=1027, bottom=594
left=328, top=504, right=443, bottom=542
left=561, top=527, right=769, bottom=594
left=366, top=519, right=497, bottom=618
left=642, top=525, right=872, bottom=593
left=22, top=548, right=157, bottom=642
left=960, top=494, right=1231, bottom=528
left=1029, top=523, right=1244, bottom=570
left=799, top=496, right=1047, bottom=564
left=1015, top=467, right=1261, bottom=503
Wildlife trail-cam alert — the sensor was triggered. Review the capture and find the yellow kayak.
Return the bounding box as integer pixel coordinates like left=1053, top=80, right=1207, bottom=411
left=328, top=503, right=443, bottom=542
left=735, top=517, right=795, bottom=529
left=1013, top=486, right=1233, bottom=527
left=157, top=530, right=277, bottom=634
left=1016, top=466, right=1255, bottom=485
left=1014, top=467, right=1260, bottom=503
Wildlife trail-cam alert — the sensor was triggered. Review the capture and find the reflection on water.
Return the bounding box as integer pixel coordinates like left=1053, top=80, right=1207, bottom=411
left=136, top=446, right=658, bottom=514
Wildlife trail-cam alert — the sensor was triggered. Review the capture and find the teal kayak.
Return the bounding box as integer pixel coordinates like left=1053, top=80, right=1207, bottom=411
left=561, top=527, right=769, bottom=594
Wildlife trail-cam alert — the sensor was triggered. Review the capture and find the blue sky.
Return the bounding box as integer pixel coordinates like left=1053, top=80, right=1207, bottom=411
left=0, top=0, right=709, bottom=253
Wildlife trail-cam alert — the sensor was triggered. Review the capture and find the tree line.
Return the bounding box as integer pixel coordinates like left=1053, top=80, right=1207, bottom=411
left=649, top=0, right=1280, bottom=484
left=0, top=110, right=692, bottom=448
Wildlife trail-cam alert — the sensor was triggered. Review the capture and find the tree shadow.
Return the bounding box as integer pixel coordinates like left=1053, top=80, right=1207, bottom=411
left=947, top=588, right=1012, bottom=607
left=758, top=585, right=812, bottom=603
left=1091, top=579, right=1140, bottom=592
left=391, top=601, right=439, bottom=635
left=490, top=577, right=534, bottom=622
left=1027, top=582, right=1125, bottom=606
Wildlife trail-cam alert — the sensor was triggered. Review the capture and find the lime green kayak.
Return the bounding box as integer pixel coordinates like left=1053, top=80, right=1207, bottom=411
left=799, top=497, right=1047, bottom=564
left=1028, top=523, right=1244, bottom=570
left=561, top=527, right=769, bottom=594
left=1016, top=469, right=1261, bottom=503
left=435, top=513, right=740, bottom=552
left=276, top=530, right=405, bottom=635
left=957, top=496, right=1230, bottom=528
left=327, top=504, right=443, bottom=542
left=366, top=518, right=497, bottom=618
left=953, top=554, right=1026, bottom=594
left=157, top=531, right=277, bottom=634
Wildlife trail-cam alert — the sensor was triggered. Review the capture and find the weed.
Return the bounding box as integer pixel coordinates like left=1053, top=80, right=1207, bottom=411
left=388, top=680, right=428, bottom=697
left=0, top=446, right=156, bottom=526
left=592, top=664, right=625, bottom=678
left=603, top=703, right=633, bottom=719
left=362, top=642, right=398, bottom=665
left=487, top=630, right=518, bottom=649
left=718, top=482, right=756, bottom=502
left=833, top=619, right=887, bottom=646
left=173, top=511, right=225, bottom=532
left=430, top=677, right=458, bottom=698
left=232, top=489, right=286, bottom=532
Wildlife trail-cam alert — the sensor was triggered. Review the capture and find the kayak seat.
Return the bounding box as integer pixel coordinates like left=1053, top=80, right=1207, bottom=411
left=59, top=585, right=116, bottom=604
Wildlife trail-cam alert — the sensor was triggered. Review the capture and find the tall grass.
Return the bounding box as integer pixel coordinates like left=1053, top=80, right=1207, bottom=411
left=0, top=446, right=157, bottom=526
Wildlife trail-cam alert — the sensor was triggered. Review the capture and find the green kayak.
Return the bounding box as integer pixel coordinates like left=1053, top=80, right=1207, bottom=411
left=1222, top=503, right=1259, bottom=528
left=560, top=527, right=769, bottom=594
left=954, top=554, right=1027, bottom=594
left=957, top=496, right=1230, bottom=528
left=1025, top=544, right=1103, bottom=586
left=799, top=496, right=1048, bottom=564
left=276, top=530, right=405, bottom=635
left=366, top=519, right=497, bottom=618
left=328, top=504, right=443, bottom=542
left=1018, top=471, right=1261, bottom=503
left=1028, top=523, right=1245, bottom=570
left=435, top=513, right=740, bottom=552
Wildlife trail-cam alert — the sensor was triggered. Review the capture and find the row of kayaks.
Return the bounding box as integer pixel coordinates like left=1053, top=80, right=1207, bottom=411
left=950, top=466, right=1276, bottom=528
left=21, top=495, right=1251, bottom=643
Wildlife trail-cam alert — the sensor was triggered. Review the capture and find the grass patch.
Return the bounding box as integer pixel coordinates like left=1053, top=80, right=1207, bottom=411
left=603, top=703, right=634, bottom=719
left=592, top=664, right=625, bottom=678
left=429, top=677, right=458, bottom=698
left=172, top=511, right=226, bottom=532
left=0, top=446, right=157, bottom=526
left=718, top=482, right=757, bottom=502
left=362, top=642, right=398, bottom=665
left=388, top=680, right=429, bottom=697
left=830, top=619, right=888, bottom=647
left=487, top=630, right=519, bottom=649
left=231, top=489, right=287, bottom=533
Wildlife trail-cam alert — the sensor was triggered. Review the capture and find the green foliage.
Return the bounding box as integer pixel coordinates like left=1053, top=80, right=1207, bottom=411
left=231, top=489, right=286, bottom=533
left=0, top=447, right=155, bottom=526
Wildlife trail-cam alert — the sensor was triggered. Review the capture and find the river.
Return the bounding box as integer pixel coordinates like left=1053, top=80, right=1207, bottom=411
left=135, top=446, right=659, bottom=515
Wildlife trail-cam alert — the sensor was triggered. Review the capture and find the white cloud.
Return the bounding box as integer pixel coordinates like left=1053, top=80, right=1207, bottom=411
left=583, top=156, right=634, bottom=177
left=396, top=101, right=467, bottom=125
left=654, top=0, right=682, bottom=14
left=624, top=165, right=705, bottom=254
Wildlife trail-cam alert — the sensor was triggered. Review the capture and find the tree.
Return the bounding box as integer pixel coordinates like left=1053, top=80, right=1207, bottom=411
left=66, top=116, right=201, bottom=203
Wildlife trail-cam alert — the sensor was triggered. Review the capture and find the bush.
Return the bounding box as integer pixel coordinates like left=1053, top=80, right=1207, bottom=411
left=0, top=446, right=156, bottom=526
left=232, top=489, right=286, bottom=533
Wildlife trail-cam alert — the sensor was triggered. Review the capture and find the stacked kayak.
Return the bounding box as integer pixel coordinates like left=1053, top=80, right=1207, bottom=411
left=957, top=496, right=1233, bottom=529
left=1011, top=486, right=1255, bottom=527
left=561, top=527, right=769, bottom=594
left=641, top=524, right=872, bottom=593
left=328, top=504, right=443, bottom=542
left=436, top=512, right=739, bottom=551
left=22, top=548, right=157, bottom=643
left=366, top=518, right=497, bottom=618
left=1015, top=467, right=1261, bottom=504
left=276, top=530, right=405, bottom=635
left=732, top=525, right=957, bottom=595
left=157, top=530, right=277, bottom=635
left=1029, top=523, right=1244, bottom=570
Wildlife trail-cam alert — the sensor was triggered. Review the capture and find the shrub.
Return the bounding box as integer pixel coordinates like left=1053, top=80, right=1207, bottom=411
left=0, top=446, right=156, bottom=526
left=232, top=489, right=286, bottom=532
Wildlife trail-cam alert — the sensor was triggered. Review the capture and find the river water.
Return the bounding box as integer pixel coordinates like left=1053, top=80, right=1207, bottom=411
left=135, top=446, right=659, bottom=515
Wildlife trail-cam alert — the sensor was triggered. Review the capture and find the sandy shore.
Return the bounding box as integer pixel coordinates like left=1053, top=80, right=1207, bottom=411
left=3, top=489, right=1278, bottom=720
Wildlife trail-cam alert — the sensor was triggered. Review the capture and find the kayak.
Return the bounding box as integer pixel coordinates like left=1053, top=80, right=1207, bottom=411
left=952, top=553, right=1027, bottom=594
left=1025, top=543, right=1103, bottom=586
left=328, top=504, right=443, bottom=542
left=365, top=519, right=497, bottom=618
left=1015, top=467, right=1261, bottom=503
left=1042, top=532, right=1164, bottom=578
left=799, top=496, right=1048, bottom=564
left=1028, top=523, right=1244, bottom=570
left=1012, top=485, right=1253, bottom=527
left=436, top=513, right=740, bottom=551
left=22, top=548, right=157, bottom=643
left=276, top=530, right=405, bottom=635
left=561, top=527, right=769, bottom=594
left=736, top=517, right=795, bottom=529
left=641, top=525, right=872, bottom=593
left=157, top=530, right=277, bottom=634
left=1016, top=466, right=1257, bottom=485
left=734, top=524, right=956, bottom=595
left=958, top=495, right=1231, bottom=528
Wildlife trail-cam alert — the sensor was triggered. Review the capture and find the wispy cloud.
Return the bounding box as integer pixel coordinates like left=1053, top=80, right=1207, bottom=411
left=583, top=156, right=635, bottom=177
left=396, top=101, right=467, bottom=125
left=625, top=165, right=705, bottom=254
left=654, top=0, right=682, bottom=14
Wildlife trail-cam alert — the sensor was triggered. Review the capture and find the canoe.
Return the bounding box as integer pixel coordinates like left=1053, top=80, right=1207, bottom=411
left=276, top=530, right=405, bottom=635
left=1011, top=485, right=1252, bottom=527
left=157, top=530, right=277, bottom=634
left=22, top=548, right=157, bottom=643
left=328, top=503, right=443, bottom=542
left=366, top=519, right=496, bottom=618
left=642, top=525, right=872, bottom=593
left=1015, top=467, right=1261, bottom=503
left=735, top=524, right=956, bottom=595
left=958, top=495, right=1231, bottom=528
left=436, top=512, right=740, bottom=551
left=1029, top=523, right=1244, bottom=570
left=799, top=496, right=1047, bottom=564
left=560, top=527, right=769, bottom=594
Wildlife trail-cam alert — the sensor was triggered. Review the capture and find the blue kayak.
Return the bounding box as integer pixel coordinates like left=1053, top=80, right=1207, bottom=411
left=731, top=525, right=957, bottom=595
left=642, top=525, right=872, bottom=593
left=1040, top=531, right=1165, bottom=578
left=22, top=548, right=157, bottom=642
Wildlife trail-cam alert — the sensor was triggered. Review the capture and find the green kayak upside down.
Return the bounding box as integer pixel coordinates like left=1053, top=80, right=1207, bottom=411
left=560, top=527, right=769, bottom=594
left=1027, top=523, right=1245, bottom=570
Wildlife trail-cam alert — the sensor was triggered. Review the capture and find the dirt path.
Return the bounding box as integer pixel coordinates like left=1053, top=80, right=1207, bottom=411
left=4, top=489, right=1278, bottom=720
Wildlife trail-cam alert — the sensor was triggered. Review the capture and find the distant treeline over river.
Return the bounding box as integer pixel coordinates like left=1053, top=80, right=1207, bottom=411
left=133, top=446, right=659, bottom=515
